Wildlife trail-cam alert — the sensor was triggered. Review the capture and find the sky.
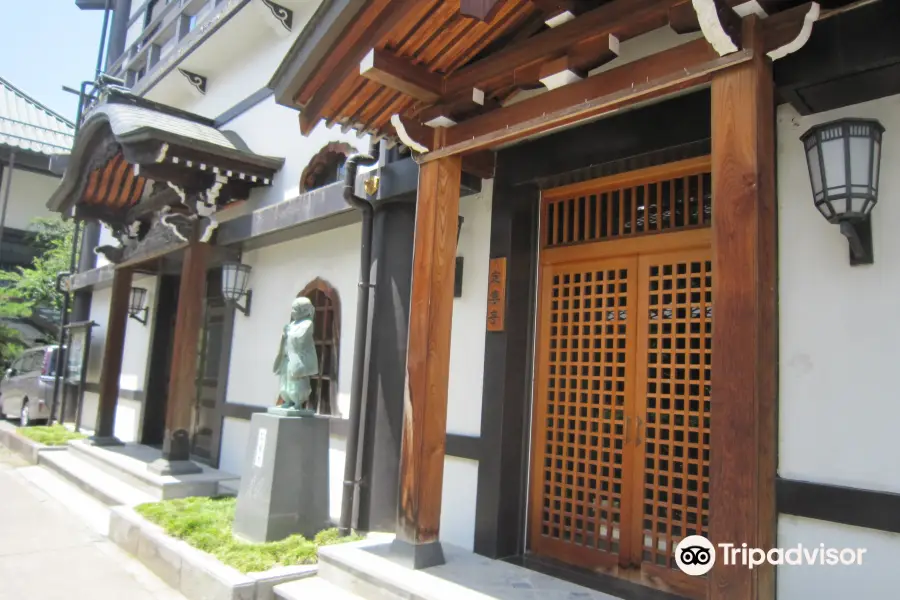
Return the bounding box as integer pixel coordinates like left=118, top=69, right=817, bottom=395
left=0, top=2, right=108, bottom=122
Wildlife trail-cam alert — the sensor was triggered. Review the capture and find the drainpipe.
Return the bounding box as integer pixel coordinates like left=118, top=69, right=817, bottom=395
left=338, top=144, right=379, bottom=536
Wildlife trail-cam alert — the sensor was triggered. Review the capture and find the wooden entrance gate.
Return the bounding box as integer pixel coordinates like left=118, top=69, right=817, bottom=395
left=530, top=158, right=713, bottom=598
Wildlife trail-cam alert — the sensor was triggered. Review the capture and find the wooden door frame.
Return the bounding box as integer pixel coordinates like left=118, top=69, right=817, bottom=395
left=529, top=226, right=712, bottom=591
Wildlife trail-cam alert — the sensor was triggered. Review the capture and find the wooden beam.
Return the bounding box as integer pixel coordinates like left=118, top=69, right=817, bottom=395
left=93, top=267, right=133, bottom=441
left=359, top=49, right=443, bottom=103
left=459, top=0, right=505, bottom=21
left=692, top=0, right=743, bottom=55
left=395, top=155, right=462, bottom=569
left=538, top=55, right=585, bottom=90
left=708, top=15, right=776, bottom=600
left=443, top=0, right=673, bottom=96
left=669, top=0, right=701, bottom=33
left=416, top=88, right=495, bottom=126
left=425, top=38, right=751, bottom=160
left=298, top=0, right=419, bottom=135
left=155, top=240, right=210, bottom=473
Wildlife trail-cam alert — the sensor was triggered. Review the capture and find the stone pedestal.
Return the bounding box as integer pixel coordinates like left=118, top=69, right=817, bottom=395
left=232, top=413, right=329, bottom=543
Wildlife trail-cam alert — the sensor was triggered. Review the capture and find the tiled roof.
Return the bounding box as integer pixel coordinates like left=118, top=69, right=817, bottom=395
left=0, top=77, right=75, bottom=155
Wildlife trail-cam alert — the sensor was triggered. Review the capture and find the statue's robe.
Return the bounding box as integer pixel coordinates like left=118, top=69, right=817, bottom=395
left=273, top=303, right=319, bottom=408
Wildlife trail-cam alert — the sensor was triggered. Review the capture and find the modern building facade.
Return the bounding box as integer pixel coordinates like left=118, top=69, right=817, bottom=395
left=57, top=0, right=900, bottom=599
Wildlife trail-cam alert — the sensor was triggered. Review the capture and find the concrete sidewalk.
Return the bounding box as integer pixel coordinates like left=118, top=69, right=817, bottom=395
left=0, top=446, right=186, bottom=600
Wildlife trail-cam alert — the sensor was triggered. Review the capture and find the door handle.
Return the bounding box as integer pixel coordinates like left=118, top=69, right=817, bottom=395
left=624, top=416, right=631, bottom=444
left=635, top=417, right=643, bottom=446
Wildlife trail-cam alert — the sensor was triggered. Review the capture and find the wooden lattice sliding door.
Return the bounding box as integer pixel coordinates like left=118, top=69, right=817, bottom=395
left=530, top=157, right=712, bottom=599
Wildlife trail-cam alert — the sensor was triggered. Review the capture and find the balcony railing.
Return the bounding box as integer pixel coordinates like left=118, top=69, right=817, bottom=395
left=109, top=0, right=243, bottom=95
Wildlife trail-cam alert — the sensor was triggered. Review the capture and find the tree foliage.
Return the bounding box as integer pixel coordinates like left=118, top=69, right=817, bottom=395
left=0, top=217, right=75, bottom=363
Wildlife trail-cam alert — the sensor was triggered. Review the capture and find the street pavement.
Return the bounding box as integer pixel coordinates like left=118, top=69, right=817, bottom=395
left=0, top=445, right=186, bottom=600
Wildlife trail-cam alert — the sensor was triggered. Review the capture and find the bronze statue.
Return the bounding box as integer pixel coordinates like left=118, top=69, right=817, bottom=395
left=272, top=297, right=319, bottom=412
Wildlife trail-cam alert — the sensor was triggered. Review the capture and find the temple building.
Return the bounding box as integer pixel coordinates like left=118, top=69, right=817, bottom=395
left=50, top=1, right=900, bottom=599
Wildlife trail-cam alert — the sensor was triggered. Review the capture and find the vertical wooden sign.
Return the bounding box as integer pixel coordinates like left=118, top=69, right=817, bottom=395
left=487, top=257, right=507, bottom=332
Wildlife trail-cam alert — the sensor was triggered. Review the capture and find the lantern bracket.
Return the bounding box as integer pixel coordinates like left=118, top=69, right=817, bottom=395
left=227, top=289, right=253, bottom=316
left=840, top=217, right=874, bottom=266
left=128, top=307, right=148, bottom=325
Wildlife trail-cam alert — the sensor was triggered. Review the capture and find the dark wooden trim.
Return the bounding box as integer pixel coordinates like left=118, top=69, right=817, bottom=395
left=473, top=174, right=540, bottom=559
left=777, top=479, right=900, bottom=535
left=83, top=381, right=145, bottom=402
left=510, top=555, right=689, bottom=600
left=708, top=16, right=777, bottom=600
left=214, top=87, right=274, bottom=128
left=445, top=434, right=480, bottom=461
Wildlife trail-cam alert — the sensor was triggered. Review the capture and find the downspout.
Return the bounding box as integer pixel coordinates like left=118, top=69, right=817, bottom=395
left=338, top=144, right=379, bottom=536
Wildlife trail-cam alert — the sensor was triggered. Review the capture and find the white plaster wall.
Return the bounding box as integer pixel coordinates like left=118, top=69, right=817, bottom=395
left=223, top=223, right=360, bottom=414
left=80, top=273, right=158, bottom=442
left=446, top=182, right=493, bottom=437
left=776, top=514, right=900, bottom=599
left=778, top=95, right=900, bottom=493
left=440, top=456, right=479, bottom=551
left=217, top=98, right=369, bottom=211
left=329, top=434, right=346, bottom=523
left=2, top=169, right=58, bottom=231
left=219, top=416, right=250, bottom=476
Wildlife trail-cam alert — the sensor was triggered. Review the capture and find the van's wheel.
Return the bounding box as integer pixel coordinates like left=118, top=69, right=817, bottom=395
left=20, top=400, right=30, bottom=427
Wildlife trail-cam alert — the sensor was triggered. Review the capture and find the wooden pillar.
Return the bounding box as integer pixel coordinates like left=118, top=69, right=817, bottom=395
left=393, top=155, right=462, bottom=569
left=149, top=241, right=210, bottom=475
left=708, top=15, right=777, bottom=600
left=91, top=267, right=133, bottom=443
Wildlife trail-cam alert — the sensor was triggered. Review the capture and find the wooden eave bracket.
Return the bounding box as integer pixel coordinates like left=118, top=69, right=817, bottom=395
left=766, top=2, right=819, bottom=61
left=692, top=0, right=743, bottom=55
left=360, top=49, right=443, bottom=103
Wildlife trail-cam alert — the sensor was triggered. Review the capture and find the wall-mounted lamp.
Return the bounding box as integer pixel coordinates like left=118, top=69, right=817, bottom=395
left=222, top=261, right=253, bottom=315
left=128, top=287, right=149, bottom=325
left=801, top=118, right=884, bottom=265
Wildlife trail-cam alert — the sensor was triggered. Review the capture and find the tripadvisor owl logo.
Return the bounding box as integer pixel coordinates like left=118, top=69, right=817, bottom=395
left=675, top=535, right=716, bottom=576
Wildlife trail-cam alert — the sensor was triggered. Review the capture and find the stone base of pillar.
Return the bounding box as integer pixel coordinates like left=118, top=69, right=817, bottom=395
left=84, top=435, right=124, bottom=447
left=389, top=539, right=445, bottom=570
left=147, top=458, right=203, bottom=476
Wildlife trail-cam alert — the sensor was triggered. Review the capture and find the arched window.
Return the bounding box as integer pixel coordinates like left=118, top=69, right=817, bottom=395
left=299, top=142, right=355, bottom=193
left=298, top=278, right=341, bottom=415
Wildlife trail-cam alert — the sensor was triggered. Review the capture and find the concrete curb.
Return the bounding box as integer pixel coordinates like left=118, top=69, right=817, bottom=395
left=0, top=421, right=69, bottom=464
left=109, top=506, right=317, bottom=600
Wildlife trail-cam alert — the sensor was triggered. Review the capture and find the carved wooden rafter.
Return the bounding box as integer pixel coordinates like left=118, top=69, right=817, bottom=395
left=692, top=0, right=743, bottom=55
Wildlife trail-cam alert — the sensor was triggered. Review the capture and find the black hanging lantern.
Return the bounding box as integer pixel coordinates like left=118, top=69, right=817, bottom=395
left=128, top=287, right=149, bottom=325
left=801, top=118, right=884, bottom=265
left=222, top=262, right=253, bottom=315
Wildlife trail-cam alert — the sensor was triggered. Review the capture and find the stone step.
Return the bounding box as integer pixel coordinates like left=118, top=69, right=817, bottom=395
left=39, top=448, right=156, bottom=507
left=274, top=576, right=368, bottom=600
left=316, top=537, right=623, bottom=600
left=67, top=440, right=238, bottom=500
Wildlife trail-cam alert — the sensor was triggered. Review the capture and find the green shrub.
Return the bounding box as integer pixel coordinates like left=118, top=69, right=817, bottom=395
left=135, top=496, right=362, bottom=573
left=16, top=425, right=85, bottom=446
